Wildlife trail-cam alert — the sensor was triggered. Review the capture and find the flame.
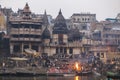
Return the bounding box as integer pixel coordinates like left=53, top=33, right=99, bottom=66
left=75, top=62, right=79, bottom=70
left=74, top=62, right=81, bottom=71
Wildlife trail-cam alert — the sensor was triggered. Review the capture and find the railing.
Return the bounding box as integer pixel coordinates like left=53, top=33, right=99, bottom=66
left=11, top=38, right=41, bottom=42
left=43, top=43, right=82, bottom=47
left=10, top=38, right=19, bottom=41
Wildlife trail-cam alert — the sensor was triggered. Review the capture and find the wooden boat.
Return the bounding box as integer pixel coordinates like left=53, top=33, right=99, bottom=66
left=0, top=69, right=16, bottom=76
left=76, top=70, right=92, bottom=76
left=47, top=72, right=75, bottom=77
left=46, top=67, right=75, bottom=76
left=106, top=71, right=120, bottom=79
left=63, top=73, right=76, bottom=77
left=46, top=72, right=64, bottom=76
left=92, top=70, right=101, bottom=76
left=15, top=67, right=46, bottom=77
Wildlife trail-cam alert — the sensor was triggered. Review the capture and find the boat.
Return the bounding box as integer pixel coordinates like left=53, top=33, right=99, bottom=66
left=106, top=71, right=120, bottom=79
left=46, top=72, right=64, bottom=76
left=76, top=70, right=92, bottom=76
left=63, top=73, right=76, bottom=77
left=46, top=67, right=75, bottom=76
left=92, top=70, right=101, bottom=76
left=15, top=67, right=46, bottom=77
left=47, top=72, right=75, bottom=76
left=73, top=62, right=92, bottom=76
left=0, top=68, right=16, bottom=76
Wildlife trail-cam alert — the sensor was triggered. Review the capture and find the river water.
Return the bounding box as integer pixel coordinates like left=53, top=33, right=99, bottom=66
left=0, top=75, right=113, bottom=80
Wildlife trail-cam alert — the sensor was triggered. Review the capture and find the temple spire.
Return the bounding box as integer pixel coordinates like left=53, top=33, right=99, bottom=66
left=22, top=3, right=31, bottom=19
left=59, top=9, right=62, bottom=15
left=43, top=10, right=49, bottom=26
left=23, top=3, right=31, bottom=13
left=53, top=9, right=68, bottom=34
left=44, top=10, right=47, bottom=15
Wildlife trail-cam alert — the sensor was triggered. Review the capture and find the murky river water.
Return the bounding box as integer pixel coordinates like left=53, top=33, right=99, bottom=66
left=0, top=75, right=115, bottom=80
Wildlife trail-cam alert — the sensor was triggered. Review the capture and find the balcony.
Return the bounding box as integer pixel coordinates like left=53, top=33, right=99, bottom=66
left=43, top=43, right=82, bottom=47
left=10, top=31, right=19, bottom=34
left=34, top=38, right=41, bottom=41
left=10, top=38, right=19, bottom=41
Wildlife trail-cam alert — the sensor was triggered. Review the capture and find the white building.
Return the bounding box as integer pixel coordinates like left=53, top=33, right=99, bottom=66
left=70, top=13, right=96, bottom=36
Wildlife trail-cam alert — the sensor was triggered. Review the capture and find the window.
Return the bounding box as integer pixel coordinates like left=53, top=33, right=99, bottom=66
left=77, top=18, right=79, bottom=22
left=24, top=45, right=29, bottom=49
left=60, top=47, right=63, bottom=53
left=82, top=26, right=87, bottom=30
left=82, top=18, right=84, bottom=21
left=32, top=45, right=38, bottom=52
left=69, top=48, right=73, bottom=54
left=88, top=18, right=90, bottom=21
left=64, top=48, right=67, bottom=54
left=56, top=48, right=58, bottom=53
left=101, top=53, right=104, bottom=58
left=97, top=53, right=100, bottom=57
left=13, top=45, right=20, bottom=52
left=58, top=34, right=63, bottom=44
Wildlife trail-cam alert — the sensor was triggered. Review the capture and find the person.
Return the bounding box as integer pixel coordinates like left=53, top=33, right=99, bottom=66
left=2, top=62, right=6, bottom=71
left=2, top=62, right=5, bottom=67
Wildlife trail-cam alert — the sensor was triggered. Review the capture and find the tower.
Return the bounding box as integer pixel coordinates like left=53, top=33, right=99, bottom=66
left=22, top=3, right=31, bottom=19
left=52, top=9, right=68, bottom=44
left=42, top=10, right=49, bottom=27
left=9, top=3, right=42, bottom=55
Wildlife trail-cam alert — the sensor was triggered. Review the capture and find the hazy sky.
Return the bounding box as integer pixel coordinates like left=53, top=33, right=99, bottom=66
left=0, top=0, right=120, bottom=21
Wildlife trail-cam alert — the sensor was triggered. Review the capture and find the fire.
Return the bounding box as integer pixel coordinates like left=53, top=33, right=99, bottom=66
left=74, top=62, right=81, bottom=71
left=75, top=62, right=79, bottom=70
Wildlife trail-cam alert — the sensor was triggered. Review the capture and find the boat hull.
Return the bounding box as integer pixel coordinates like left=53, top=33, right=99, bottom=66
left=15, top=72, right=46, bottom=77
left=76, top=71, right=92, bottom=76
left=46, top=73, right=76, bottom=77
left=106, top=71, right=120, bottom=79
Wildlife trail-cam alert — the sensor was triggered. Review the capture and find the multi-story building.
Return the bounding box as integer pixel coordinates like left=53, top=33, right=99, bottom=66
left=102, top=22, right=120, bottom=46
left=70, top=13, right=96, bottom=36
left=8, top=3, right=43, bottom=55
left=3, top=3, right=94, bottom=59
left=8, top=4, right=83, bottom=57
left=41, top=10, right=85, bottom=57
left=90, top=21, right=120, bottom=62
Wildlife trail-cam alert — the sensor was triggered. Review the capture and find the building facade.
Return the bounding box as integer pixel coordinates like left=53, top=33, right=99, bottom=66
left=70, top=13, right=96, bottom=36
left=9, top=3, right=42, bottom=55
left=41, top=10, right=84, bottom=57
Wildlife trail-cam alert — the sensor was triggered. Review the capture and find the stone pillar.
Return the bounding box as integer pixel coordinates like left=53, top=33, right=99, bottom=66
left=82, top=47, right=84, bottom=53
left=21, top=43, right=24, bottom=54
left=38, top=45, right=41, bottom=54
left=10, top=44, right=13, bottom=54
left=67, top=48, right=69, bottom=55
